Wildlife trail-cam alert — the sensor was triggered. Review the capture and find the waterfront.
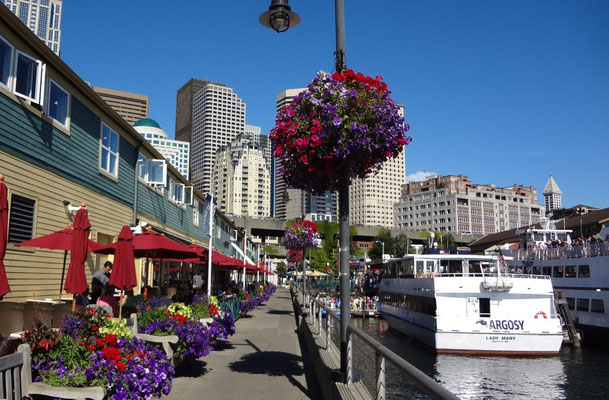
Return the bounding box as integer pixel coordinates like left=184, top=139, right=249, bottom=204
left=334, top=317, right=609, bottom=399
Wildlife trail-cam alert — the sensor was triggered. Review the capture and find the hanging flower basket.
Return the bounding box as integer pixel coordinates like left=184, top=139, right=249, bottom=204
left=271, top=69, right=411, bottom=193
left=284, top=221, right=320, bottom=250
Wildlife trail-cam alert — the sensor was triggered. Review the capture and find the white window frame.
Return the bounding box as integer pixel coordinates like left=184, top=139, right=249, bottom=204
left=169, top=179, right=185, bottom=205
left=13, top=50, right=44, bottom=104
left=99, top=123, right=119, bottom=178
left=137, top=155, right=167, bottom=194
left=193, top=199, right=200, bottom=227
left=0, top=34, right=14, bottom=91
left=45, top=77, right=70, bottom=128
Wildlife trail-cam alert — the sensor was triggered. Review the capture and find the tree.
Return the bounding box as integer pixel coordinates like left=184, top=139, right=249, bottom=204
left=275, top=261, right=287, bottom=277
left=309, top=248, right=331, bottom=272
left=393, top=233, right=410, bottom=257
left=262, top=245, right=279, bottom=256
left=369, top=228, right=394, bottom=261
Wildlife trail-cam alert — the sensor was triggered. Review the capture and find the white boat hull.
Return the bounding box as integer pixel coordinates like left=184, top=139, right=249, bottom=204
left=380, top=309, right=563, bottom=356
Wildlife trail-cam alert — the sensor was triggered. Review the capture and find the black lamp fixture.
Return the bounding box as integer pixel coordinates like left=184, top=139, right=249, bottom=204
left=259, top=0, right=300, bottom=33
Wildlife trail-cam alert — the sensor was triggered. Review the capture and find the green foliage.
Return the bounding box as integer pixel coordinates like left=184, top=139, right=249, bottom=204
left=138, top=306, right=169, bottom=327
left=393, top=233, right=410, bottom=257
left=189, top=302, right=210, bottom=319
left=48, top=335, right=90, bottom=370
left=262, top=245, right=279, bottom=256
left=309, top=247, right=331, bottom=271
left=44, top=368, right=90, bottom=388
left=99, top=318, right=134, bottom=340
left=275, top=262, right=287, bottom=276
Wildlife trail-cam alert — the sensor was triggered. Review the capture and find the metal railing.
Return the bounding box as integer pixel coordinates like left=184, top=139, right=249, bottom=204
left=297, top=287, right=459, bottom=400
left=512, top=243, right=609, bottom=261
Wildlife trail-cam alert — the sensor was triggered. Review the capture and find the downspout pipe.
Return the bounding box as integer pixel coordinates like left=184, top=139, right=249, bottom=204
left=133, top=143, right=142, bottom=226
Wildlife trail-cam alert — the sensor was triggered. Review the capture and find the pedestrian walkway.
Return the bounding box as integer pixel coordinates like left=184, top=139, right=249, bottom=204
left=166, top=288, right=321, bottom=400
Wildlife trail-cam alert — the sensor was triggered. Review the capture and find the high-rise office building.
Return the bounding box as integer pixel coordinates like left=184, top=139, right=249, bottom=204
left=92, top=86, right=149, bottom=126
left=133, top=118, right=190, bottom=180
left=349, top=106, right=406, bottom=228
left=273, top=89, right=338, bottom=221
left=213, top=133, right=271, bottom=218
left=176, top=79, right=245, bottom=195
left=394, top=175, right=543, bottom=235
left=543, top=175, right=562, bottom=216
left=2, top=0, right=62, bottom=55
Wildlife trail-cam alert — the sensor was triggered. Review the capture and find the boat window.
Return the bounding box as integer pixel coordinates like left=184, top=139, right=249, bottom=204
left=398, top=259, right=414, bottom=278
left=523, top=265, right=532, bottom=274
left=553, top=266, right=564, bottom=278
left=565, top=266, right=577, bottom=278
left=426, top=260, right=435, bottom=273
left=532, top=266, right=541, bottom=275
left=566, top=297, right=575, bottom=310
left=469, top=261, right=481, bottom=274
left=578, top=265, right=590, bottom=278
left=416, top=260, right=424, bottom=276
left=576, top=298, right=589, bottom=312
left=542, top=267, right=552, bottom=276
left=479, top=298, right=491, bottom=318
left=591, top=299, right=605, bottom=313
left=385, top=263, right=397, bottom=279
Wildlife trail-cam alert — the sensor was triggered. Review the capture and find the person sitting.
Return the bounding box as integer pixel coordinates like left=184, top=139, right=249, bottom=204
left=75, top=286, right=90, bottom=307
left=171, top=284, right=192, bottom=305
left=96, top=284, right=125, bottom=316
left=91, top=261, right=112, bottom=304
left=192, top=271, right=205, bottom=293
left=120, top=289, right=143, bottom=317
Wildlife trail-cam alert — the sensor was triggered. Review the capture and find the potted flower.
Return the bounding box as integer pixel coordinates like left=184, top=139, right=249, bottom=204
left=270, top=69, right=410, bottom=193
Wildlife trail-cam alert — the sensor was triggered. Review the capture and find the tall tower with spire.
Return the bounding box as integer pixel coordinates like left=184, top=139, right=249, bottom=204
left=543, top=175, right=562, bottom=216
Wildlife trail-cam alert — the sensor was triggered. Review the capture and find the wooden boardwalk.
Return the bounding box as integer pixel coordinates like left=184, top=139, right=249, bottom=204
left=165, top=288, right=322, bottom=400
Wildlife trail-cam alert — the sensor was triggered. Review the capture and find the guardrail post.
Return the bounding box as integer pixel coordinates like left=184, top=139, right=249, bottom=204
left=375, top=351, right=385, bottom=400
left=346, top=329, right=353, bottom=384
left=317, top=304, right=322, bottom=334
left=324, top=313, right=329, bottom=349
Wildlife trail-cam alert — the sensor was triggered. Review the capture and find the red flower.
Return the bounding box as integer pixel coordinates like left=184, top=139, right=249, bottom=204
left=104, top=334, right=118, bottom=347
left=116, top=362, right=126, bottom=372
left=91, top=325, right=99, bottom=332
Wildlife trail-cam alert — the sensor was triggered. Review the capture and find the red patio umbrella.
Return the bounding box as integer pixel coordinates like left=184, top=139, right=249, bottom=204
left=108, top=226, right=137, bottom=291
left=15, top=225, right=102, bottom=300
left=95, top=229, right=198, bottom=294
left=109, top=226, right=136, bottom=318
left=64, top=205, right=91, bottom=301
left=0, top=174, right=11, bottom=299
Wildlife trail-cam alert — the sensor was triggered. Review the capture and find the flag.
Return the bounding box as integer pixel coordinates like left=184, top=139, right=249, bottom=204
left=497, top=251, right=508, bottom=272
left=201, top=193, right=216, bottom=238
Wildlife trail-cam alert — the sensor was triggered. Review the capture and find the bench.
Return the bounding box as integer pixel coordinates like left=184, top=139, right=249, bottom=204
left=127, top=313, right=179, bottom=361
left=0, top=344, right=105, bottom=400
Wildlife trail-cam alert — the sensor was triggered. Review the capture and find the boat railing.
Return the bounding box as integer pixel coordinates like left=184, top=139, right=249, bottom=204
left=512, top=243, right=609, bottom=261
left=297, top=286, right=459, bottom=400
left=416, top=272, right=550, bottom=280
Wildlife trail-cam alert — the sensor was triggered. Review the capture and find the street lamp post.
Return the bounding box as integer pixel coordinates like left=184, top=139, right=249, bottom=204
left=260, top=0, right=350, bottom=382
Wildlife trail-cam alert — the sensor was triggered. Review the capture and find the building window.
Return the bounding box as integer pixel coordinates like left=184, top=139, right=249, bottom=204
left=193, top=199, right=200, bottom=227
left=14, top=50, right=43, bottom=104
left=8, top=193, right=36, bottom=243
left=0, top=35, right=13, bottom=89
left=100, top=123, right=119, bottom=177
left=591, top=299, right=604, bottom=313
left=576, top=298, right=589, bottom=312
left=45, top=78, right=69, bottom=127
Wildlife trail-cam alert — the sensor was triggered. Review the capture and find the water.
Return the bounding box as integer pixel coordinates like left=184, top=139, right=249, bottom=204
left=330, top=318, right=609, bottom=399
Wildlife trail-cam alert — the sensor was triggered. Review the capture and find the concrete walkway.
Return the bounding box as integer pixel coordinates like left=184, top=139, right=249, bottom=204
left=166, top=288, right=322, bottom=400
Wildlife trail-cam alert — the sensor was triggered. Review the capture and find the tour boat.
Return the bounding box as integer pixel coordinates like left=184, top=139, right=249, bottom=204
left=506, top=220, right=609, bottom=344
left=377, top=253, right=563, bottom=356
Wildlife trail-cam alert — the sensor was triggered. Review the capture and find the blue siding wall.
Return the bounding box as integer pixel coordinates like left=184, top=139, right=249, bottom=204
left=0, top=93, right=136, bottom=207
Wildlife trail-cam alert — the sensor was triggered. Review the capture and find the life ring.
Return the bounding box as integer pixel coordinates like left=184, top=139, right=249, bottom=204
left=534, top=311, right=547, bottom=319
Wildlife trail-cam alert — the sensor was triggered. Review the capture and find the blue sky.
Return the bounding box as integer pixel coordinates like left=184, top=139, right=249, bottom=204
left=61, top=1, right=609, bottom=208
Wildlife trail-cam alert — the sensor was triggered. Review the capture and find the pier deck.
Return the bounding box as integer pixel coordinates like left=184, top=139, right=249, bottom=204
left=166, top=288, right=322, bottom=400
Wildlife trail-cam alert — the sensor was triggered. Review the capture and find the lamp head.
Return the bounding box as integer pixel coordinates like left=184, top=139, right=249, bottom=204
left=259, top=0, right=300, bottom=33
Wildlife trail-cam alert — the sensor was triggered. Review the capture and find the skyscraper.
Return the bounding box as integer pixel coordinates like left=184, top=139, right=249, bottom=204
left=133, top=118, right=190, bottom=180
left=176, top=79, right=245, bottom=194
left=273, top=89, right=338, bottom=221
left=213, top=133, right=271, bottom=218
left=2, top=0, right=62, bottom=55
left=92, top=86, right=149, bottom=126
left=349, top=106, right=406, bottom=228
left=543, top=174, right=562, bottom=216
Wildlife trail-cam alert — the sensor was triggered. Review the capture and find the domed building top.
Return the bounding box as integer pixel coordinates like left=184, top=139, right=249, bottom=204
left=133, top=118, right=162, bottom=129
